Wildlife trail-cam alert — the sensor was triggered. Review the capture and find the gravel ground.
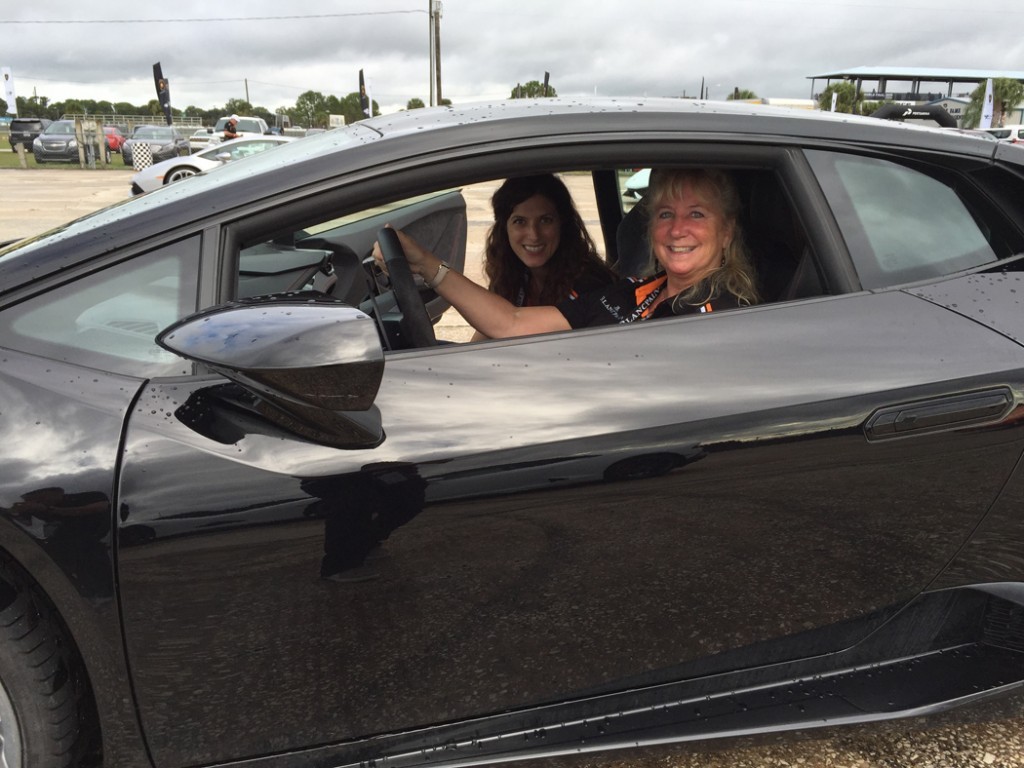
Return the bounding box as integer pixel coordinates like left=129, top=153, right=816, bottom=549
left=2, top=165, right=1023, bottom=767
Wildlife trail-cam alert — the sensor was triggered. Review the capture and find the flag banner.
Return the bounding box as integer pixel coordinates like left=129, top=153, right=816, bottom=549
left=153, top=62, right=172, bottom=125
left=359, top=69, right=371, bottom=119
left=1, top=68, right=16, bottom=116
left=980, top=78, right=994, bottom=129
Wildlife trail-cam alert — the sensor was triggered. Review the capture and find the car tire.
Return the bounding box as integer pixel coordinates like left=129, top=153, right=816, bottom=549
left=0, top=555, right=92, bottom=768
left=165, top=166, right=200, bottom=184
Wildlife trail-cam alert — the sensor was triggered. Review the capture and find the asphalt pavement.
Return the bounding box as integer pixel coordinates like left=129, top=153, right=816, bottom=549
left=1, top=165, right=1024, bottom=767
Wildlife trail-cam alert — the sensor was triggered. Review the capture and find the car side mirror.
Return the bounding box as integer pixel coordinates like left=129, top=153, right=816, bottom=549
left=156, top=294, right=385, bottom=448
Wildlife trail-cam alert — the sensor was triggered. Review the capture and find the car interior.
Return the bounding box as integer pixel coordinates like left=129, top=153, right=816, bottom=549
left=232, top=165, right=827, bottom=352
left=8, top=152, right=1022, bottom=382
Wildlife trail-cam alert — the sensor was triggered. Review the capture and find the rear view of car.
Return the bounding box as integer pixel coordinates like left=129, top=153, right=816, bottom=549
left=7, top=117, right=51, bottom=150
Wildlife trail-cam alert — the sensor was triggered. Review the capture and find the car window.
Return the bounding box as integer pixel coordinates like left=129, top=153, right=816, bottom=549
left=0, top=237, right=200, bottom=377
left=134, top=128, right=174, bottom=140
left=805, top=150, right=998, bottom=289
left=212, top=140, right=282, bottom=161
left=46, top=123, right=75, bottom=135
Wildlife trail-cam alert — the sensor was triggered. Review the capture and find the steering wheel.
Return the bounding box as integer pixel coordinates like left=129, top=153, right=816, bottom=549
left=376, top=227, right=437, bottom=348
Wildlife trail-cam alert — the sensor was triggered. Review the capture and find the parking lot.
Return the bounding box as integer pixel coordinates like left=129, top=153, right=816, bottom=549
left=2, top=165, right=1024, bottom=767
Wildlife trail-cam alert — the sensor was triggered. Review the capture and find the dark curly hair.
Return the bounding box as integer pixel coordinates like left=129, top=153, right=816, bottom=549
left=483, top=174, right=616, bottom=306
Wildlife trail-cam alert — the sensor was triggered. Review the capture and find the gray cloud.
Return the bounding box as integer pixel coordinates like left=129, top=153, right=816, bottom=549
left=2, top=0, right=1018, bottom=114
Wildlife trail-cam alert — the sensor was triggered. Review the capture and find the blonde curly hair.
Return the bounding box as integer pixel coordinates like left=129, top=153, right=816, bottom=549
left=645, top=168, right=760, bottom=308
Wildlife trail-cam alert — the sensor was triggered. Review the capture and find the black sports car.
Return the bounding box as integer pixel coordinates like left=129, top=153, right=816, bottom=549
left=3, top=98, right=1024, bottom=768
left=120, top=124, right=189, bottom=166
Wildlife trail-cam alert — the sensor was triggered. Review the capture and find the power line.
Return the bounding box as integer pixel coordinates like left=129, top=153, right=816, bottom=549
left=0, top=11, right=426, bottom=24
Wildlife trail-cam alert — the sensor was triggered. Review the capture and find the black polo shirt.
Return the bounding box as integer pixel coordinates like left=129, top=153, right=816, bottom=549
left=556, top=273, right=739, bottom=329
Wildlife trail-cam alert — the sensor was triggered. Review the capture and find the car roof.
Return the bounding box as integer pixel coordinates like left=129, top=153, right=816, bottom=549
left=1, top=97, right=1016, bottom=296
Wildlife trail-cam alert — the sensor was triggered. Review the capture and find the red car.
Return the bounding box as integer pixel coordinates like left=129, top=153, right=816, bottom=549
left=103, top=125, right=127, bottom=152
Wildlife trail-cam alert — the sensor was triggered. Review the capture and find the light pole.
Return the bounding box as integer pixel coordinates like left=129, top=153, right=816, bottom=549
left=429, top=1, right=443, bottom=105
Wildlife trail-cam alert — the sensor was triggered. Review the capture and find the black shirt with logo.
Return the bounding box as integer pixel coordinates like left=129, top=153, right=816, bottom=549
left=556, top=273, right=740, bottom=329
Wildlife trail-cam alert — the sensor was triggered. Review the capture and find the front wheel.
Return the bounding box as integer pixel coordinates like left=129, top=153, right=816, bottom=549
left=164, top=166, right=199, bottom=184
left=0, top=557, right=92, bottom=768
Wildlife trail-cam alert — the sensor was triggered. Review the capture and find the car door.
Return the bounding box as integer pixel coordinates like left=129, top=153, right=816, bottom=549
left=115, top=284, right=1024, bottom=768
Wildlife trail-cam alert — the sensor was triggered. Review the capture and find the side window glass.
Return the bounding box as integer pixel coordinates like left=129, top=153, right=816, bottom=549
left=806, top=150, right=998, bottom=289
left=0, top=237, right=200, bottom=377
left=617, top=168, right=649, bottom=212
left=224, top=141, right=277, bottom=160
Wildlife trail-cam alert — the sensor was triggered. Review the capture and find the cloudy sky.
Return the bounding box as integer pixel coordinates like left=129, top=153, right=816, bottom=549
left=3, top=0, right=1021, bottom=115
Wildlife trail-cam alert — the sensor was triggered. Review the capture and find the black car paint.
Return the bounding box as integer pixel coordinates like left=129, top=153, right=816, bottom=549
left=2, top=100, right=1024, bottom=767
left=114, top=289, right=1024, bottom=765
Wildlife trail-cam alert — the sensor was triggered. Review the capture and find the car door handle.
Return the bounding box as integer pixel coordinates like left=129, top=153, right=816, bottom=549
left=864, top=388, right=1013, bottom=441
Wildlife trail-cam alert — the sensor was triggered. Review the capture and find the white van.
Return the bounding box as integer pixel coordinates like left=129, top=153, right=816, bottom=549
left=982, top=124, right=1024, bottom=143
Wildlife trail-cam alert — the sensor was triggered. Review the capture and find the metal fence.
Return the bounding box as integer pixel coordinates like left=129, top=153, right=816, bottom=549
left=60, top=114, right=205, bottom=132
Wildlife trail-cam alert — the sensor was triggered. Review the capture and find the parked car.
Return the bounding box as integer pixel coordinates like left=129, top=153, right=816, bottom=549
left=4, top=99, right=1024, bottom=768
left=206, top=115, right=271, bottom=145
left=103, top=125, right=127, bottom=153
left=121, top=124, right=189, bottom=166
left=130, top=135, right=294, bottom=194
left=622, top=166, right=650, bottom=198
left=7, top=116, right=51, bottom=150
left=188, top=127, right=214, bottom=153
left=983, top=123, right=1024, bottom=143
left=32, top=119, right=112, bottom=164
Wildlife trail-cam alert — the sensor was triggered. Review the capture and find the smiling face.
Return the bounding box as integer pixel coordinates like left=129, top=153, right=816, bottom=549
left=649, top=179, right=734, bottom=293
left=505, top=194, right=562, bottom=272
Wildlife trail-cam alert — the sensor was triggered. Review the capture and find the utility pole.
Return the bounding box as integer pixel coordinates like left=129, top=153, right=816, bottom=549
left=434, top=1, right=443, bottom=104
left=429, top=1, right=443, bottom=105
left=428, top=0, right=434, bottom=106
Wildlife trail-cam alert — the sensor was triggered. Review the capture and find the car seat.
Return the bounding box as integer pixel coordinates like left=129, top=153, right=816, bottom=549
left=614, top=199, right=652, bottom=278
left=743, top=175, right=822, bottom=302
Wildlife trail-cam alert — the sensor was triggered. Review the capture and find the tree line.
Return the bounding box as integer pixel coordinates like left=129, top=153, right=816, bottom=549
left=46, top=75, right=1024, bottom=130
left=0, top=78, right=559, bottom=128
left=0, top=91, right=457, bottom=129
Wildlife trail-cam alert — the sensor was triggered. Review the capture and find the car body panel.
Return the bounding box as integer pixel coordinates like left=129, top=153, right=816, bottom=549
left=4, top=98, right=1024, bottom=767
left=130, top=135, right=295, bottom=194
left=0, top=348, right=151, bottom=765
left=116, top=288, right=1024, bottom=765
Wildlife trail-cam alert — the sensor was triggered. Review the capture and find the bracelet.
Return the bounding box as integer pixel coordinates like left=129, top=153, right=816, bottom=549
left=424, top=261, right=450, bottom=289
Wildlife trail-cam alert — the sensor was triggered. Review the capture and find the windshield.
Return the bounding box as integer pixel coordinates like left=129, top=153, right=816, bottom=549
left=44, top=123, right=75, bottom=136
left=133, top=127, right=175, bottom=140
left=0, top=123, right=376, bottom=275
left=215, top=118, right=264, bottom=133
